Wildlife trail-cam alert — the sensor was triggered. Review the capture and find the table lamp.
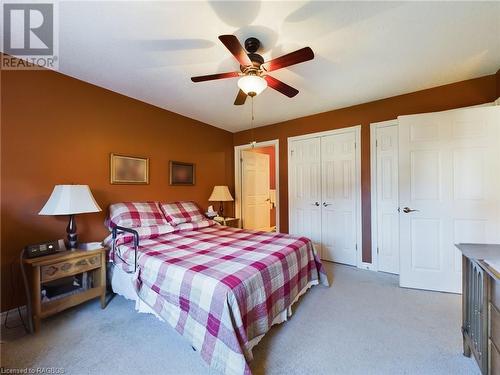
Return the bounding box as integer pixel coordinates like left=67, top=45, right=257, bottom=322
left=208, top=185, right=233, bottom=218
left=39, top=185, right=102, bottom=249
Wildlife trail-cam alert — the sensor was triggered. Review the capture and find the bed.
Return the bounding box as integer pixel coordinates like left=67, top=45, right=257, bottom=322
left=105, top=201, right=329, bottom=375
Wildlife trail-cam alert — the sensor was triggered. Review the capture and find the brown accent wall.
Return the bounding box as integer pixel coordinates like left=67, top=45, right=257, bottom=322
left=233, top=74, right=498, bottom=264
left=1, top=68, right=234, bottom=312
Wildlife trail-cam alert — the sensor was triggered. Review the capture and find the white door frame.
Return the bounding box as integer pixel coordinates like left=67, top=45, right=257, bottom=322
left=287, top=125, right=363, bottom=268
left=370, top=119, right=398, bottom=272
left=234, top=140, right=280, bottom=232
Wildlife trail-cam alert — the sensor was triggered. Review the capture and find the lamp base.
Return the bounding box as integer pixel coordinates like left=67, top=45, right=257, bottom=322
left=66, top=214, right=78, bottom=250
left=218, top=201, right=224, bottom=218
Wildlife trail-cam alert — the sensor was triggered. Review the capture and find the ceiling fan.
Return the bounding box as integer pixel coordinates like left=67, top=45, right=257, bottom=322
left=191, top=35, right=314, bottom=105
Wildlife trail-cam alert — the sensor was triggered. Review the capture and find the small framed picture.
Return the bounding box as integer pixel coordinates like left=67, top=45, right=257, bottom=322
left=110, top=153, right=149, bottom=184
left=170, top=161, right=195, bottom=186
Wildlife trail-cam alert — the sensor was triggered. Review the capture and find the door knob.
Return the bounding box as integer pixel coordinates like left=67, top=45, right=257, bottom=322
left=313, top=202, right=320, bottom=206
left=323, top=202, right=332, bottom=207
left=401, top=207, right=419, bottom=213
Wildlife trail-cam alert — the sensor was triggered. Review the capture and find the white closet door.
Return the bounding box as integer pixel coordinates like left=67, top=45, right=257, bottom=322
left=289, top=138, right=322, bottom=254
left=321, top=132, right=357, bottom=265
left=375, top=125, right=399, bottom=274
left=399, top=106, right=500, bottom=293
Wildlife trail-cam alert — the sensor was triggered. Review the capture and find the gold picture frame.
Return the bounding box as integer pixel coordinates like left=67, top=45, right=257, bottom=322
left=110, top=153, right=149, bottom=184
left=169, top=161, right=195, bottom=186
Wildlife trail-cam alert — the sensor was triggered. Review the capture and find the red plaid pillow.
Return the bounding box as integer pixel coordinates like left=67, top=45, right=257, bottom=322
left=107, top=202, right=168, bottom=228
left=160, top=201, right=205, bottom=225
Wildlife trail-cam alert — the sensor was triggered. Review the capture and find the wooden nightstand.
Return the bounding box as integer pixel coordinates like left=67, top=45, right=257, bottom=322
left=23, top=248, right=107, bottom=332
left=214, top=217, right=240, bottom=228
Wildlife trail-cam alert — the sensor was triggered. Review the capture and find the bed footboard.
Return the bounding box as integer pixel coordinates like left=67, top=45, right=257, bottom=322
left=112, top=226, right=139, bottom=273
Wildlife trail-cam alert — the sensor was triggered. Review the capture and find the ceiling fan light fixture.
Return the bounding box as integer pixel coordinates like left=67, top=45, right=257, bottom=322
left=237, top=75, right=267, bottom=96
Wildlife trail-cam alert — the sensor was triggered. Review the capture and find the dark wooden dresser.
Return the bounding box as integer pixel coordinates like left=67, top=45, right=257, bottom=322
left=457, top=244, right=500, bottom=375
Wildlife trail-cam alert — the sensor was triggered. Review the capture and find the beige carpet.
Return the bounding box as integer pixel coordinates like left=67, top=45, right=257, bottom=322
left=1, top=263, right=480, bottom=374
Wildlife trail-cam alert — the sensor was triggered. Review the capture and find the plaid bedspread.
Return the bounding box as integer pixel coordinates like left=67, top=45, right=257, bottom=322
left=111, top=223, right=328, bottom=375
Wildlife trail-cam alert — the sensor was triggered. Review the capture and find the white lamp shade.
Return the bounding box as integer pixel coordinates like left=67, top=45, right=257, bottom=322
left=237, top=75, right=267, bottom=96
left=39, top=185, right=102, bottom=215
left=208, top=186, right=234, bottom=202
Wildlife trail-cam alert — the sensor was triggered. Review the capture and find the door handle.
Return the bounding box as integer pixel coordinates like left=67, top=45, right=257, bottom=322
left=313, top=202, right=320, bottom=206
left=323, top=202, right=332, bottom=207
left=401, top=207, right=419, bottom=214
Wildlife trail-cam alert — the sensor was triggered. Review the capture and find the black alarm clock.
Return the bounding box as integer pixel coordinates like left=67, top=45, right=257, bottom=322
left=25, top=239, right=66, bottom=258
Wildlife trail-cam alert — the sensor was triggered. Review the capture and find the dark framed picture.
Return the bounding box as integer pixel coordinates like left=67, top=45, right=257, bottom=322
left=169, top=161, right=195, bottom=186
left=110, top=153, right=149, bottom=184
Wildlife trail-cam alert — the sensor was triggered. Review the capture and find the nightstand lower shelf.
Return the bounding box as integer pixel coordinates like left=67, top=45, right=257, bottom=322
left=40, top=286, right=105, bottom=318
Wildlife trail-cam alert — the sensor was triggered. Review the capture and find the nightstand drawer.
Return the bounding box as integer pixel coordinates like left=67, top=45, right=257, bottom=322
left=41, top=254, right=101, bottom=282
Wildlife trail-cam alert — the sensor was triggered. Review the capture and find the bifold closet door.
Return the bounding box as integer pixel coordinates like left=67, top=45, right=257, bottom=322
left=320, top=133, right=358, bottom=265
left=289, top=137, right=322, bottom=255
left=289, top=130, right=359, bottom=265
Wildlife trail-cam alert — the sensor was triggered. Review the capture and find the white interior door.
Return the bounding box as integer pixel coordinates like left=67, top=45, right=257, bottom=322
left=320, top=132, right=358, bottom=265
left=289, top=138, right=322, bottom=255
left=241, top=150, right=270, bottom=231
left=374, top=124, right=400, bottom=274
left=399, top=106, right=500, bottom=293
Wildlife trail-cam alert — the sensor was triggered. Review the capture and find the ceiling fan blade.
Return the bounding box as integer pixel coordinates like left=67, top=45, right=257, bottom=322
left=234, top=89, right=247, bottom=105
left=191, top=71, right=239, bottom=82
left=218, top=35, right=252, bottom=66
left=262, top=47, right=314, bottom=72
left=264, top=75, right=299, bottom=98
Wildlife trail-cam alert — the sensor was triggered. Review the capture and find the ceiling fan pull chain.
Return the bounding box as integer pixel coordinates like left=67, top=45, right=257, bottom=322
left=250, top=96, right=256, bottom=148
left=252, top=95, right=254, bottom=121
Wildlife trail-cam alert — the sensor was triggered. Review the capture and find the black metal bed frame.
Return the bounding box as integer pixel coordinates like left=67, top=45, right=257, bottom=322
left=112, top=225, right=140, bottom=273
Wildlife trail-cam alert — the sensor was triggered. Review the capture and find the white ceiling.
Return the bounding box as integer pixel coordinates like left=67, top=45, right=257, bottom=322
left=5, top=1, right=500, bottom=132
